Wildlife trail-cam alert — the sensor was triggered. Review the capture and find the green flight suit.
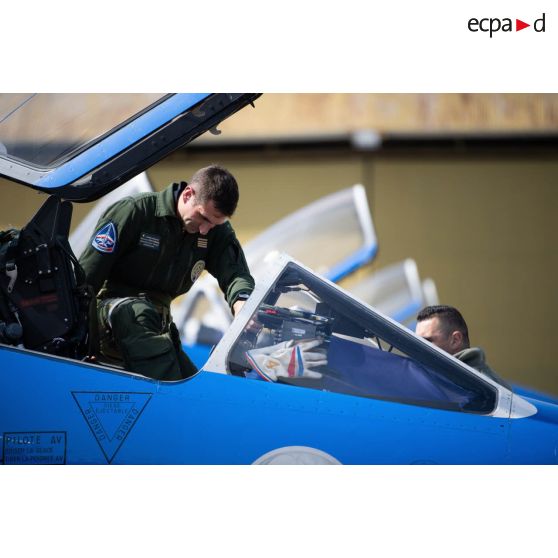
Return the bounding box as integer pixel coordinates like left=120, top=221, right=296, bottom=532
left=79, top=182, right=254, bottom=380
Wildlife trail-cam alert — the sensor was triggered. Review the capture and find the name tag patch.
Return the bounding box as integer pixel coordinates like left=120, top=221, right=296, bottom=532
left=139, top=233, right=161, bottom=250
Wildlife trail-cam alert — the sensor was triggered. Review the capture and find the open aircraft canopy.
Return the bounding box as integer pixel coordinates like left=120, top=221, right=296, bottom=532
left=0, top=93, right=260, bottom=201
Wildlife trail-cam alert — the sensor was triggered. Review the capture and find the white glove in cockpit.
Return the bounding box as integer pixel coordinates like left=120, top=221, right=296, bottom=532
left=246, top=338, right=327, bottom=382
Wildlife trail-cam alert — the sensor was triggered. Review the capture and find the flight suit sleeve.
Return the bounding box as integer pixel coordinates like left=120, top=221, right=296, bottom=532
left=79, top=198, right=142, bottom=295
left=206, top=224, right=255, bottom=310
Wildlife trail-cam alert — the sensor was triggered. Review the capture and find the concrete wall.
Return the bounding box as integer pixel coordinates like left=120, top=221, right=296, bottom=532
left=215, top=94, right=558, bottom=138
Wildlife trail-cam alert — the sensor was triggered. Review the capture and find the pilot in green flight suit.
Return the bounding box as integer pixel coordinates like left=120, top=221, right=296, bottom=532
left=80, top=165, right=254, bottom=381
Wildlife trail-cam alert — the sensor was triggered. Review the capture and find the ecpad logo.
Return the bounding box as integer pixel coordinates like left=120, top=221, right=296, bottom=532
left=468, top=13, right=546, bottom=38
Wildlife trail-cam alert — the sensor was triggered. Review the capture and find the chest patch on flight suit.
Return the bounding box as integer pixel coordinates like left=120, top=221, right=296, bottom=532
left=92, top=222, right=118, bottom=254
left=138, top=233, right=161, bottom=250
left=191, top=260, right=206, bottom=282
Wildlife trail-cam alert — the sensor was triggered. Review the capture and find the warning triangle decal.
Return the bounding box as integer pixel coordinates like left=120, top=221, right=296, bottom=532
left=72, top=392, right=152, bottom=463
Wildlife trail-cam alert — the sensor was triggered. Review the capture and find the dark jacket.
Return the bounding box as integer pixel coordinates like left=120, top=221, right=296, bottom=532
left=454, top=347, right=502, bottom=384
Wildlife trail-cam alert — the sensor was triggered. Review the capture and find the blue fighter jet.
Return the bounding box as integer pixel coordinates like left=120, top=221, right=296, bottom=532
left=0, top=93, right=557, bottom=464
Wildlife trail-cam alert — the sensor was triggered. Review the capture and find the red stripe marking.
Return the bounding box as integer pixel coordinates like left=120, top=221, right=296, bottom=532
left=288, top=348, right=296, bottom=377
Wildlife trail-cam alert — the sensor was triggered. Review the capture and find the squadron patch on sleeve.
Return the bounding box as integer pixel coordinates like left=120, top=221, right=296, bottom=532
left=191, top=260, right=206, bottom=283
left=92, top=222, right=118, bottom=254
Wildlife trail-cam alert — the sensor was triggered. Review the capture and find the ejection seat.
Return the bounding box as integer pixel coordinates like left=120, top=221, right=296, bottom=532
left=0, top=196, right=93, bottom=359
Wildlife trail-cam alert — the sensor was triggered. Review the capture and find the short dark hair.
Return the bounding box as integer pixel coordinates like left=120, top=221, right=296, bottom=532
left=417, top=305, right=470, bottom=346
left=190, top=164, right=239, bottom=217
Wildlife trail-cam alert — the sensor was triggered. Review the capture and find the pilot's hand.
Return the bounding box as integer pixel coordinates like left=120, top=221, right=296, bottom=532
left=245, top=338, right=327, bottom=382
left=232, top=300, right=246, bottom=316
